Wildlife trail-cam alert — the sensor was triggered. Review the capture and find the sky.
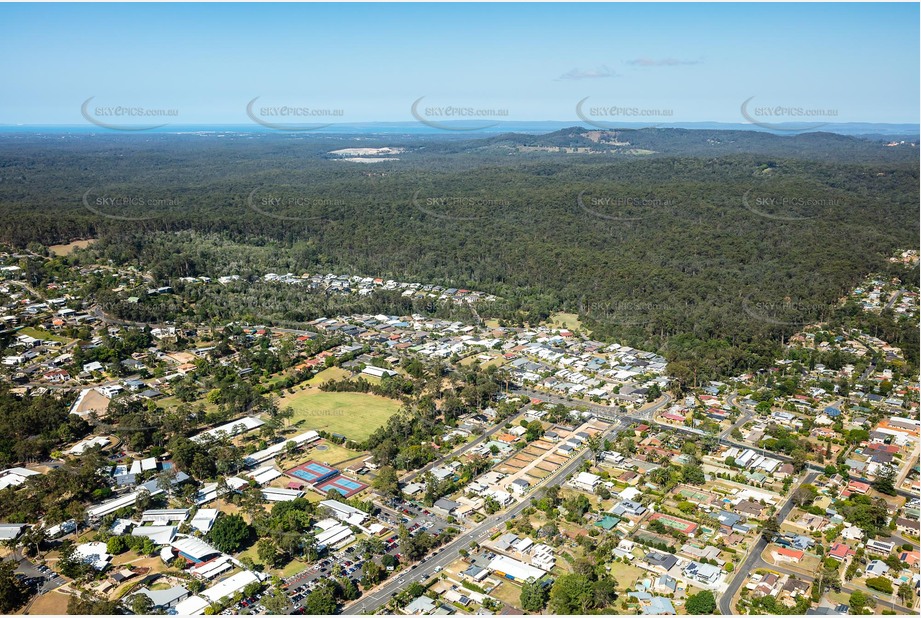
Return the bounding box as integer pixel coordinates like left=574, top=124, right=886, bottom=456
left=0, top=2, right=918, bottom=125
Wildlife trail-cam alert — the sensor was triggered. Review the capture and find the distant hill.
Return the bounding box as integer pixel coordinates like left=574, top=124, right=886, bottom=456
left=456, top=127, right=918, bottom=163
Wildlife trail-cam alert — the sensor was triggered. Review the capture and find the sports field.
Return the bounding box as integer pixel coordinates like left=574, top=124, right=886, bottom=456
left=278, top=390, right=402, bottom=442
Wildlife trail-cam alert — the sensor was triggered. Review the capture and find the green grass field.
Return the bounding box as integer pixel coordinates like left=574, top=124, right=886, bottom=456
left=278, top=390, right=402, bottom=442
left=17, top=326, right=73, bottom=344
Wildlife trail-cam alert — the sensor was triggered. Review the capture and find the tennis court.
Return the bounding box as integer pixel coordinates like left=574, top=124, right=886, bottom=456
left=285, top=460, right=339, bottom=484
left=316, top=475, right=368, bottom=498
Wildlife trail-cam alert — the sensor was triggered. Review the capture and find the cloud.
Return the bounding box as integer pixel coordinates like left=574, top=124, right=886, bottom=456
left=556, top=65, right=618, bottom=81
left=628, top=58, right=701, bottom=67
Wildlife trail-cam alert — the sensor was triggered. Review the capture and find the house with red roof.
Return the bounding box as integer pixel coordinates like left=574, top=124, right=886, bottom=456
left=847, top=480, right=871, bottom=494
left=828, top=543, right=856, bottom=562
left=771, top=547, right=804, bottom=564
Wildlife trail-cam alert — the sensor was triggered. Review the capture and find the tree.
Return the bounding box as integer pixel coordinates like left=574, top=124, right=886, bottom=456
left=302, top=588, right=337, bottom=615
left=897, top=583, right=913, bottom=606
left=550, top=574, right=596, bottom=614
left=761, top=517, right=780, bottom=542
left=865, top=576, right=893, bottom=594
left=209, top=514, right=252, bottom=553
left=130, top=593, right=155, bottom=616
left=0, top=560, right=30, bottom=613
left=372, top=466, right=401, bottom=499
left=257, top=538, right=278, bottom=567
left=263, top=588, right=292, bottom=615
left=682, top=463, right=706, bottom=485
left=873, top=465, right=897, bottom=496
left=520, top=579, right=550, bottom=612
left=849, top=590, right=869, bottom=614
left=685, top=590, right=716, bottom=614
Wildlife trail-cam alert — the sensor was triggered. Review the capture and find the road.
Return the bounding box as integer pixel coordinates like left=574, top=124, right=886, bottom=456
left=399, top=407, right=529, bottom=485
left=339, top=394, right=670, bottom=614
left=508, top=385, right=672, bottom=422
left=717, top=470, right=819, bottom=615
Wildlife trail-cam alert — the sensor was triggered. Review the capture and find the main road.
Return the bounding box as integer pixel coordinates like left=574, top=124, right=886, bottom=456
left=717, top=470, right=819, bottom=615
left=341, top=394, right=671, bottom=615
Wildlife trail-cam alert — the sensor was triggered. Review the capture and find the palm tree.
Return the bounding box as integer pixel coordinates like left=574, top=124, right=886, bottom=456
left=585, top=434, right=603, bottom=466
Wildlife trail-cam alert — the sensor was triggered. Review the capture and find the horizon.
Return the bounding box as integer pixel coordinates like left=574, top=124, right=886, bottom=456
left=1, top=3, right=918, bottom=127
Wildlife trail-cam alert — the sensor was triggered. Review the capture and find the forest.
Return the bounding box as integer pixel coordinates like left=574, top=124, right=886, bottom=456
left=0, top=128, right=916, bottom=382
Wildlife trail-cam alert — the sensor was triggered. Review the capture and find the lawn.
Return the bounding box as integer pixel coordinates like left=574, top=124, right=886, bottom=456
left=489, top=580, right=524, bottom=608
left=278, top=390, right=402, bottom=442
left=17, top=326, right=73, bottom=344
left=547, top=312, right=585, bottom=332
left=606, top=560, right=648, bottom=588
left=303, top=366, right=352, bottom=386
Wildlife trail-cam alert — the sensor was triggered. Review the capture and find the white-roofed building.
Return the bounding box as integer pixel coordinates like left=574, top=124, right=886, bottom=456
left=132, top=525, right=177, bottom=545
left=572, top=471, right=601, bottom=492
left=261, top=487, right=303, bottom=502
left=315, top=522, right=354, bottom=550
left=87, top=487, right=164, bottom=520
left=0, top=467, right=39, bottom=491
left=128, top=457, right=157, bottom=475
left=246, top=465, right=282, bottom=486
left=0, top=523, right=26, bottom=541
left=192, top=416, right=264, bottom=443
left=319, top=499, right=368, bottom=526
left=201, top=570, right=264, bottom=603
left=190, top=508, right=219, bottom=534
left=171, top=536, right=220, bottom=564
left=190, top=555, right=235, bottom=580
left=173, top=595, right=210, bottom=615
left=243, top=431, right=320, bottom=467
left=73, top=541, right=112, bottom=571
left=487, top=555, right=546, bottom=582
left=141, top=508, right=189, bottom=525
left=67, top=436, right=110, bottom=455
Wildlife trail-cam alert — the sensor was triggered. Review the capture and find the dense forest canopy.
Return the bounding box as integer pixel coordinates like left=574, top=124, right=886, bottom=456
left=0, top=128, right=917, bottom=382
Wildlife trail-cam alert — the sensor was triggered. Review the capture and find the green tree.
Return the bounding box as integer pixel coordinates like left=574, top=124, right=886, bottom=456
left=865, top=576, right=893, bottom=594
left=372, top=466, right=401, bottom=498
left=685, top=590, right=716, bottom=614
left=873, top=465, right=897, bottom=496
left=0, top=560, right=30, bottom=613
left=849, top=590, right=869, bottom=614
left=550, top=574, right=596, bottom=613
left=302, top=588, right=337, bottom=615
left=130, top=593, right=155, bottom=616
left=520, top=579, right=550, bottom=612
left=262, top=588, right=292, bottom=615
left=209, top=514, right=252, bottom=553
left=761, top=518, right=780, bottom=542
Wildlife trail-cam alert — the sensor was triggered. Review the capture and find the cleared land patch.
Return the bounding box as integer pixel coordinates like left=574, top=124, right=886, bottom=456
left=278, top=390, right=402, bottom=442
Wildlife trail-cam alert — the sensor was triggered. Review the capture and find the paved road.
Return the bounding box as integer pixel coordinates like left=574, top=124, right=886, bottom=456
left=400, top=407, right=529, bottom=485
left=717, top=471, right=819, bottom=615
left=509, top=385, right=672, bottom=422
left=340, top=409, right=646, bottom=614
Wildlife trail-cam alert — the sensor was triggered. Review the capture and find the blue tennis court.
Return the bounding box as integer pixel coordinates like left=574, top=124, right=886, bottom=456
left=316, top=474, right=368, bottom=498
left=284, top=460, right=339, bottom=484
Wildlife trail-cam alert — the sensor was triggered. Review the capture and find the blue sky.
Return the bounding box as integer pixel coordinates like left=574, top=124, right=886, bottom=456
left=0, top=2, right=918, bottom=125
